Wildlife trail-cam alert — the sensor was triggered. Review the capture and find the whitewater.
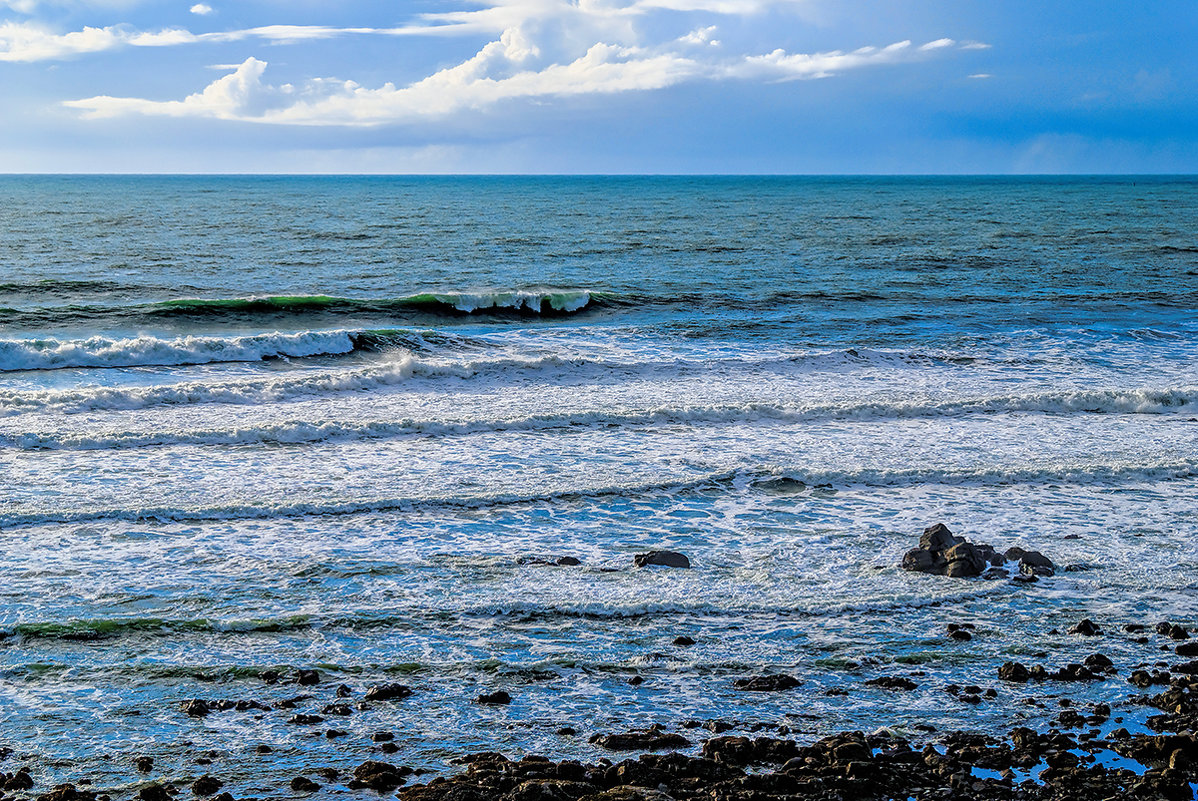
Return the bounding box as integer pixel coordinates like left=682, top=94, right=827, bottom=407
left=1, top=175, right=1197, bottom=795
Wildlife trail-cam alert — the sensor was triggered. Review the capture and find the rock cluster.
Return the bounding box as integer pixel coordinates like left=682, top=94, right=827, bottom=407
left=901, top=524, right=1054, bottom=579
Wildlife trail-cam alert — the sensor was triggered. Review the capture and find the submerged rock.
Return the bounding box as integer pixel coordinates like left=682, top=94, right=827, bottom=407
left=732, top=674, right=802, bottom=692
left=475, top=691, right=512, bottom=705
left=633, top=551, right=690, bottom=569
left=349, top=760, right=412, bottom=791
left=364, top=683, right=413, bottom=702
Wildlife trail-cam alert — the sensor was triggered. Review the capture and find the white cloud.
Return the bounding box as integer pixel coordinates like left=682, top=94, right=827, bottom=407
left=189, top=3, right=212, bottom=14
left=960, top=41, right=991, bottom=50
left=919, top=38, right=954, bottom=51
left=65, top=36, right=980, bottom=126
left=679, top=25, right=719, bottom=46
left=969, top=73, right=992, bottom=79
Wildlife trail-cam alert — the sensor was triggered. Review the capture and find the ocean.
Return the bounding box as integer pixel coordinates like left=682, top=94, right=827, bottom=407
left=1, top=175, right=1197, bottom=796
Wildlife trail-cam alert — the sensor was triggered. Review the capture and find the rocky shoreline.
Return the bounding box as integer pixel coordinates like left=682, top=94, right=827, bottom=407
left=6, top=528, right=1198, bottom=801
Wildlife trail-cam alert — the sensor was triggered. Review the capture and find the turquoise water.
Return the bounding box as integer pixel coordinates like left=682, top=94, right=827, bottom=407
left=1, top=176, right=1197, bottom=794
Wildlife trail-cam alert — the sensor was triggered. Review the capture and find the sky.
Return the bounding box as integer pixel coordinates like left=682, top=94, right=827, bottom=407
left=0, top=0, right=1194, bottom=173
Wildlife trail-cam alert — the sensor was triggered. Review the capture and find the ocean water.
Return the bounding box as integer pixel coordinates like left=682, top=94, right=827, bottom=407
left=1, top=175, right=1197, bottom=795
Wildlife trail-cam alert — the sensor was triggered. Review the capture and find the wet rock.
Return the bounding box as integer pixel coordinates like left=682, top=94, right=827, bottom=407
left=326, top=729, right=348, bottom=738
left=1176, top=642, right=1198, bottom=657
left=191, top=775, right=222, bottom=796
left=3, top=768, right=33, bottom=791
left=1068, top=618, right=1102, bottom=636
left=948, top=628, right=973, bottom=641
left=1083, top=653, right=1115, bottom=673
left=335, top=684, right=353, bottom=697
left=864, top=676, right=918, bottom=691
left=373, top=731, right=395, bottom=742
left=180, top=699, right=210, bottom=718
left=349, top=760, right=412, bottom=792
left=321, top=703, right=352, bottom=716
left=518, top=556, right=582, bottom=567
left=138, top=785, right=171, bottom=801
left=476, top=691, right=512, bottom=705
left=701, top=736, right=800, bottom=765
left=1157, top=622, right=1190, bottom=640
left=672, top=636, right=695, bottom=646
left=732, top=674, right=802, bottom=692
left=296, top=669, right=320, bottom=686
left=289, top=777, right=319, bottom=793
left=998, top=661, right=1030, bottom=682
left=633, top=551, right=690, bottom=569
left=286, top=714, right=324, bottom=725
left=1049, top=664, right=1097, bottom=682
left=627, top=676, right=644, bottom=686
left=134, top=756, right=153, bottom=773
left=1006, top=547, right=1055, bottom=576
left=589, top=725, right=690, bottom=751
left=364, top=683, right=413, bottom=702
left=902, top=524, right=1012, bottom=579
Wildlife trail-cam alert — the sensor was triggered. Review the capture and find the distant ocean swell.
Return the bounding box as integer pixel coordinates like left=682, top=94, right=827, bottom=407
left=3, top=388, right=1197, bottom=450
left=3, top=460, right=1197, bottom=529
left=0, top=289, right=597, bottom=327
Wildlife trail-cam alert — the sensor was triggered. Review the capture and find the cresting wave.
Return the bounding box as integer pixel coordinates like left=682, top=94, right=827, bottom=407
left=0, top=289, right=596, bottom=327
left=2, top=460, right=1197, bottom=530
left=0, top=329, right=425, bottom=372
left=2, top=386, right=1196, bottom=446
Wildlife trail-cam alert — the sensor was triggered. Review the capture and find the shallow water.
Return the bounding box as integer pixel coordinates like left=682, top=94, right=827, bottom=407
left=1, top=176, right=1197, bottom=794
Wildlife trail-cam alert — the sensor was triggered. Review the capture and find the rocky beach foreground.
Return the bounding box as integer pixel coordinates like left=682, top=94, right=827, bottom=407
left=5, top=526, right=1198, bottom=801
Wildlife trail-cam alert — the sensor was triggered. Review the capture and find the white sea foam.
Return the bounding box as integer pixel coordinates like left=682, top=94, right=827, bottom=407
left=3, top=460, right=1196, bottom=529
left=3, top=387, right=1194, bottom=447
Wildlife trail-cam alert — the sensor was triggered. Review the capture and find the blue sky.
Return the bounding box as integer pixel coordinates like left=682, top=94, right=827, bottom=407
left=0, top=1, right=1194, bottom=173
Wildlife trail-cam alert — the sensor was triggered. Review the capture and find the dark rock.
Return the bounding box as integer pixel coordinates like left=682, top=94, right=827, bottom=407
left=1006, top=547, right=1055, bottom=576
left=589, top=725, right=690, bottom=751
left=321, top=703, right=352, bottom=716
left=289, top=777, right=319, bottom=793
left=732, top=674, right=802, bottom=692
left=943, top=542, right=986, bottom=578
left=296, top=669, right=320, bottom=686
left=364, top=683, right=413, bottom=701
left=948, top=629, right=972, bottom=641
left=349, top=760, right=412, bottom=792
left=3, top=769, right=33, bottom=791
left=335, top=684, right=353, bottom=697
left=191, top=775, right=222, bottom=796
left=476, top=691, right=512, bottom=705
left=702, top=736, right=800, bottom=765
left=998, top=661, right=1030, bottom=682
left=373, top=731, right=395, bottom=742
left=1069, top=618, right=1102, bottom=636
left=920, top=523, right=963, bottom=551
left=556, top=556, right=582, bottom=566
left=865, top=676, right=918, bottom=691
left=1177, top=642, right=1198, bottom=657
left=672, top=636, right=695, bottom=646
left=633, top=551, right=690, bottom=569
left=134, top=756, right=153, bottom=773
left=287, top=714, right=324, bottom=725
left=180, top=699, right=210, bottom=717
left=138, top=786, right=171, bottom=801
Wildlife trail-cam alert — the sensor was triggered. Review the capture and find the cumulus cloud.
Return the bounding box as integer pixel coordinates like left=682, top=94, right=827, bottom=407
left=65, top=36, right=979, bottom=125
left=189, top=3, right=211, bottom=14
